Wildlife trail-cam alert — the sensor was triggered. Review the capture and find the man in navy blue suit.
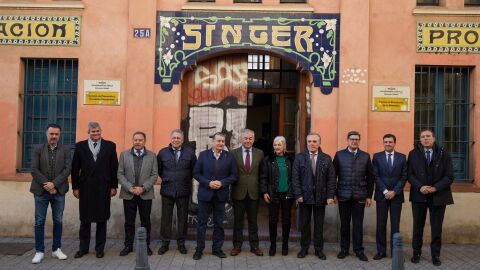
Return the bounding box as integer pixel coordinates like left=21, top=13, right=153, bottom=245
left=372, top=134, right=407, bottom=260
left=192, top=132, right=238, bottom=260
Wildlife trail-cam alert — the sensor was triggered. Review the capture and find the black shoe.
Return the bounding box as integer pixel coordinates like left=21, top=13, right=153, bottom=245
left=337, top=250, right=349, bottom=259
left=411, top=253, right=421, bottom=263
left=315, top=250, right=326, bottom=260
left=193, top=250, right=203, bottom=260
left=74, top=250, right=88, bottom=258
left=96, top=251, right=104, bottom=258
left=158, top=245, right=169, bottom=255
left=212, top=249, right=227, bottom=258
left=269, top=244, right=276, bottom=256
left=432, top=256, right=442, bottom=266
left=297, top=248, right=308, bottom=258
left=119, top=246, right=133, bottom=256
left=356, top=252, right=368, bottom=261
left=147, top=247, right=153, bottom=256
left=178, top=245, right=187, bottom=254
left=373, top=253, right=386, bottom=260
left=282, top=242, right=288, bottom=256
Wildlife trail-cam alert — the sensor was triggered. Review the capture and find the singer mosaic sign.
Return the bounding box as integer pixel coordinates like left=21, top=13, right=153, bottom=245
left=155, top=11, right=340, bottom=94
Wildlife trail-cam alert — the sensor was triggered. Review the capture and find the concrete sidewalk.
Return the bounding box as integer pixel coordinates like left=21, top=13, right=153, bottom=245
left=0, top=238, right=479, bottom=270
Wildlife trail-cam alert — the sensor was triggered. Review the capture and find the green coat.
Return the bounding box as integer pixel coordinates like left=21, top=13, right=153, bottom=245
left=231, top=147, right=264, bottom=200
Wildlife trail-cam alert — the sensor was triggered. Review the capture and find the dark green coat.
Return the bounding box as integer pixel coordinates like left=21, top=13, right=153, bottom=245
left=231, top=147, right=264, bottom=200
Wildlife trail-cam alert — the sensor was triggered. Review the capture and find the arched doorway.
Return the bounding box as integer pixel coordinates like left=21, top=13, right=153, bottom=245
left=180, top=52, right=310, bottom=237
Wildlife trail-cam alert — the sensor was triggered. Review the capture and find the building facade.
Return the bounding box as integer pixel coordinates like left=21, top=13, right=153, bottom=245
left=0, top=0, right=479, bottom=244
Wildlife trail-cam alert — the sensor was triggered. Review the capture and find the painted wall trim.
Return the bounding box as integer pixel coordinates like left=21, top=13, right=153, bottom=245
left=413, top=8, right=480, bottom=16
left=0, top=2, right=85, bottom=10
left=181, top=3, right=314, bottom=13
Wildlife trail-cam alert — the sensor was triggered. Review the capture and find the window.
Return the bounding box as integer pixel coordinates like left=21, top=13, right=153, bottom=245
left=417, top=0, right=439, bottom=5
left=234, top=0, right=261, bottom=2
left=414, top=66, right=471, bottom=181
left=248, top=54, right=298, bottom=89
left=21, top=59, right=78, bottom=171
left=280, top=0, right=307, bottom=3
left=465, top=0, right=480, bottom=6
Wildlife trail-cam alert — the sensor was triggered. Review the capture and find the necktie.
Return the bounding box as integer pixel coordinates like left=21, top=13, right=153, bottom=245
left=93, top=142, right=97, bottom=148
left=136, top=150, right=141, bottom=157
left=426, top=150, right=431, bottom=164
left=174, top=149, right=179, bottom=163
left=245, top=149, right=251, bottom=172
left=311, top=153, right=317, bottom=175
left=387, top=153, right=393, bottom=170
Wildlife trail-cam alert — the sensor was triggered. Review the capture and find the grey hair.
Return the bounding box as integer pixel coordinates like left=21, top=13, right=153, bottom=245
left=87, top=122, right=101, bottom=132
left=170, top=129, right=184, bottom=138
left=212, top=132, right=226, bottom=140
left=240, top=128, right=255, bottom=138
left=307, top=132, right=321, bottom=142
left=273, top=136, right=287, bottom=152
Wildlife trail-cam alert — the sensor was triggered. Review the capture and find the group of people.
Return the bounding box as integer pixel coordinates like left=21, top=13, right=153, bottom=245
left=30, top=123, right=454, bottom=267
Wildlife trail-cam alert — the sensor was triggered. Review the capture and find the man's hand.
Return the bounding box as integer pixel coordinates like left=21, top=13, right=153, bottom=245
left=296, top=197, right=303, bottom=204
left=209, top=180, right=222, bottom=190
left=420, top=186, right=431, bottom=194
left=110, top=188, right=117, bottom=197
left=73, top=189, right=80, bottom=199
left=156, top=177, right=162, bottom=185
left=386, top=191, right=396, bottom=200
left=129, top=187, right=137, bottom=194
left=43, top=182, right=55, bottom=192
left=48, top=188, right=58, bottom=195
left=327, top=198, right=335, bottom=205
left=264, top=193, right=271, bottom=204
left=426, top=186, right=437, bottom=193
left=366, top=198, right=372, bottom=207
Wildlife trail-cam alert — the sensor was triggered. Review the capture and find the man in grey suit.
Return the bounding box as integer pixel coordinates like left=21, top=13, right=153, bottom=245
left=30, top=123, right=71, bottom=264
left=117, top=131, right=158, bottom=256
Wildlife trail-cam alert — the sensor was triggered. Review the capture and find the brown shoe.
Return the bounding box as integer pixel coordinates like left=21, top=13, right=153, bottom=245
left=230, top=248, right=241, bottom=256
left=251, top=247, right=264, bottom=256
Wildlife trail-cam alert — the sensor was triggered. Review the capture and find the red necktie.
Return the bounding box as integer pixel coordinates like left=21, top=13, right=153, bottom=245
left=245, top=149, right=251, bottom=172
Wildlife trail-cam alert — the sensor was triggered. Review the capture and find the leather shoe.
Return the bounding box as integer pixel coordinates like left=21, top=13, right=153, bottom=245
left=432, top=256, right=442, bottom=266
left=230, top=247, right=241, bottom=256
left=356, top=252, right=368, bottom=261
left=147, top=247, right=153, bottom=256
left=411, top=253, right=421, bottom=263
left=213, top=249, right=227, bottom=258
left=158, top=245, right=169, bottom=255
left=315, top=250, right=326, bottom=260
left=178, top=245, right=187, bottom=254
left=337, top=250, right=349, bottom=259
left=269, top=245, right=276, bottom=256
left=193, top=251, right=203, bottom=260
left=119, top=246, right=133, bottom=256
left=74, top=250, right=88, bottom=258
left=95, top=251, right=104, bottom=258
left=251, top=247, right=264, bottom=256
left=297, top=248, right=308, bottom=258
left=373, top=253, right=386, bottom=260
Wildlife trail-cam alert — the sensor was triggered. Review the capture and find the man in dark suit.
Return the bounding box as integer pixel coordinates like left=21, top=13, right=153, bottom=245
left=408, top=129, right=454, bottom=266
left=71, top=122, right=118, bottom=259
left=118, top=131, right=158, bottom=256
left=333, top=131, right=374, bottom=262
left=192, top=132, right=238, bottom=260
left=292, top=132, right=336, bottom=260
left=30, top=123, right=71, bottom=264
left=372, top=134, right=407, bottom=260
left=230, top=129, right=264, bottom=257
left=157, top=129, right=197, bottom=255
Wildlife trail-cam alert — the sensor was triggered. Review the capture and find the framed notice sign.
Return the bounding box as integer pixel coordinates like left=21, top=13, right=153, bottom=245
left=84, top=80, right=120, bottom=105
left=372, top=85, right=410, bottom=112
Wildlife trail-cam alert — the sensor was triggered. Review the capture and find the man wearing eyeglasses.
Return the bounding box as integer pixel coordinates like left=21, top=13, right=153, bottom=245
left=333, top=131, right=374, bottom=262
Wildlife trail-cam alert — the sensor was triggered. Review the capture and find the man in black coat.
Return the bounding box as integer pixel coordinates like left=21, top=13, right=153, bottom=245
left=372, top=134, right=407, bottom=260
left=333, top=131, right=374, bottom=262
left=292, top=132, right=336, bottom=260
left=157, top=129, right=197, bottom=255
left=71, top=122, right=119, bottom=259
left=408, top=129, right=454, bottom=267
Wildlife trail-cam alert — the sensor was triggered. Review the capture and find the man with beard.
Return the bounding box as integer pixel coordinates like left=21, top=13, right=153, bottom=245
left=72, top=122, right=118, bottom=259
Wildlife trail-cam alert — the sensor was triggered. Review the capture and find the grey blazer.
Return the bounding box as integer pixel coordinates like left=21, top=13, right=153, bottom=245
left=30, top=143, right=71, bottom=195
left=117, top=149, right=158, bottom=200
